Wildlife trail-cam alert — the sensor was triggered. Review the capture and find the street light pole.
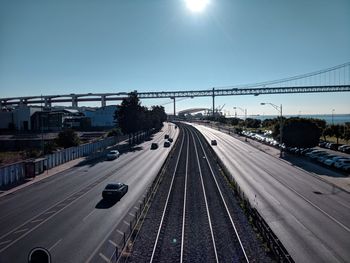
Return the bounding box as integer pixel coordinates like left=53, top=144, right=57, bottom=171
left=234, top=106, right=248, bottom=141
left=332, top=109, right=335, bottom=125
left=261, top=102, right=283, bottom=157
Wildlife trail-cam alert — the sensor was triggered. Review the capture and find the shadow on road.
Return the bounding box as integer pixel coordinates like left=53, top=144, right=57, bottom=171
left=95, top=198, right=120, bottom=209
left=283, top=154, right=349, bottom=178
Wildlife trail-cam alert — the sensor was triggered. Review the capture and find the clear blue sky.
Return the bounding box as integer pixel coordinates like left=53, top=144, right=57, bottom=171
left=1, top=0, right=350, bottom=115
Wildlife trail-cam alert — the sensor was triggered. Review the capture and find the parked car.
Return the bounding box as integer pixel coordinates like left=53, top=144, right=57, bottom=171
left=106, top=150, right=120, bottom=160
left=102, top=183, right=128, bottom=200
left=151, top=143, right=158, bottom=149
left=164, top=134, right=169, bottom=139
left=164, top=141, right=171, bottom=147
left=341, top=164, right=350, bottom=172
left=334, top=159, right=350, bottom=169
left=317, top=154, right=338, bottom=163
left=305, top=150, right=325, bottom=157
left=211, top=140, right=217, bottom=146
left=324, top=156, right=349, bottom=167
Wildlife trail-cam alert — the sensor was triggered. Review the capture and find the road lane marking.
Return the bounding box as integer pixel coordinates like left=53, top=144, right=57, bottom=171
left=134, top=206, right=139, bottom=210
left=13, top=228, right=28, bottom=234
left=83, top=210, right=96, bottom=222
left=31, top=219, right=44, bottom=223
left=44, top=210, right=57, bottom=215
left=108, top=239, right=117, bottom=247
left=49, top=238, right=62, bottom=251
left=116, top=230, right=124, bottom=236
left=0, top=179, right=107, bottom=253
left=0, top=240, right=11, bottom=246
left=128, top=212, right=135, bottom=217
left=123, top=220, right=130, bottom=226
left=99, top=252, right=111, bottom=263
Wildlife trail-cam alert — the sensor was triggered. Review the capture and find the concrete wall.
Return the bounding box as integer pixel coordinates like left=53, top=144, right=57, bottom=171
left=0, top=136, right=117, bottom=189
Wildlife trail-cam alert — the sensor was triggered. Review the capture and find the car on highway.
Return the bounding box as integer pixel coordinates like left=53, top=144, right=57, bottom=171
left=102, top=183, right=128, bottom=200
left=211, top=139, right=217, bottom=146
left=151, top=143, right=158, bottom=149
left=164, top=134, right=169, bottom=139
left=168, top=138, right=173, bottom=143
left=164, top=141, right=171, bottom=147
left=106, top=150, right=120, bottom=160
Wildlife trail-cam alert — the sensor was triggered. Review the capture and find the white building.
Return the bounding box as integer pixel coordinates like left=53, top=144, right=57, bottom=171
left=83, top=105, right=117, bottom=128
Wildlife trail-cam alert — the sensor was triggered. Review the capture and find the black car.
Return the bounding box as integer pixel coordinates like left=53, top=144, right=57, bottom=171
left=164, top=141, right=171, bottom=147
left=102, top=183, right=128, bottom=200
left=168, top=138, right=173, bottom=143
left=211, top=140, right=217, bottom=146
left=151, top=143, right=158, bottom=149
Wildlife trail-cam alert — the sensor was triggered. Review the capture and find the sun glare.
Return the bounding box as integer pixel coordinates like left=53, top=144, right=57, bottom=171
left=185, top=0, right=209, bottom=13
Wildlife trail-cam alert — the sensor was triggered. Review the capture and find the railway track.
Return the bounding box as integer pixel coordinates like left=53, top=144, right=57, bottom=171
left=127, top=123, right=252, bottom=262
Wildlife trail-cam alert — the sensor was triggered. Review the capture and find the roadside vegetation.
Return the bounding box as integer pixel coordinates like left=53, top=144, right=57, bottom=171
left=114, top=92, right=167, bottom=144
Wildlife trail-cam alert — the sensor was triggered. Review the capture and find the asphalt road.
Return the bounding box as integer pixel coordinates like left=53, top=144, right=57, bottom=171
left=0, top=122, right=178, bottom=263
left=192, top=123, right=350, bottom=263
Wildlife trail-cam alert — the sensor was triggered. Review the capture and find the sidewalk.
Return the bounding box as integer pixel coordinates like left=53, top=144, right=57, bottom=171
left=0, top=157, right=86, bottom=198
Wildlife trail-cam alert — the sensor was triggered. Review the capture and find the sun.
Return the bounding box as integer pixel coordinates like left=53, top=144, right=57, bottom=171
left=185, top=0, right=209, bottom=13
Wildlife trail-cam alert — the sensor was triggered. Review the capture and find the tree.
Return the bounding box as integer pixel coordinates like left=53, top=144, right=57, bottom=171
left=280, top=118, right=321, bottom=148
left=56, top=129, right=80, bottom=148
left=230, top=117, right=243, bottom=126
left=115, top=92, right=143, bottom=143
left=245, top=118, right=261, bottom=128
left=114, top=92, right=167, bottom=144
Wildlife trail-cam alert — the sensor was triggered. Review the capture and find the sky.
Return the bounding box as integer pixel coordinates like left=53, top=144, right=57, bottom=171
left=0, top=0, right=350, bottom=116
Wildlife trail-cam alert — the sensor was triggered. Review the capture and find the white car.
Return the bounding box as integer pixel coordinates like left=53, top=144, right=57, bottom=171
left=106, top=150, right=120, bottom=160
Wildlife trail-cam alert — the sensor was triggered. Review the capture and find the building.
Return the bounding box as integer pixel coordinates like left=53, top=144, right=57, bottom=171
left=83, top=105, right=117, bottom=128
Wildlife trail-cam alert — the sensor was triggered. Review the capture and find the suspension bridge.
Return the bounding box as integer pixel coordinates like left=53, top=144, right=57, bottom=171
left=1, top=62, right=350, bottom=115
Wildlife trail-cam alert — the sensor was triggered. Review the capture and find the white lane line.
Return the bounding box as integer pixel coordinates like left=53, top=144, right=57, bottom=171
left=13, top=228, right=28, bottom=234
left=128, top=212, right=135, bottom=217
left=0, top=180, right=104, bottom=254
left=116, top=230, right=124, bottom=236
left=44, top=210, right=57, bottom=215
left=138, top=200, right=142, bottom=204
left=31, top=219, right=44, bottom=223
left=108, top=239, right=117, bottom=247
left=83, top=210, right=96, bottom=222
left=99, top=252, right=111, bottom=263
left=49, top=238, right=62, bottom=251
left=0, top=240, right=11, bottom=246
left=134, top=206, right=139, bottom=210
left=123, top=220, right=130, bottom=226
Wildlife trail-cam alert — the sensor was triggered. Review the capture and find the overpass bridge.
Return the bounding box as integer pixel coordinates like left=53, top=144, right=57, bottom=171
left=1, top=62, right=350, bottom=115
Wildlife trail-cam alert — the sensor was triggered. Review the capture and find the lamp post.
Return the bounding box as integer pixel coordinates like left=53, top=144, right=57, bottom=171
left=261, top=102, right=283, bottom=157
left=234, top=107, right=247, bottom=141
left=233, top=107, right=247, bottom=120
left=332, top=109, right=335, bottom=125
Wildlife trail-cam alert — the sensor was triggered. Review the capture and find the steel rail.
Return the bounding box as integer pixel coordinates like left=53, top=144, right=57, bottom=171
left=191, top=126, right=250, bottom=262
left=149, top=128, right=187, bottom=263
left=190, top=129, right=220, bottom=263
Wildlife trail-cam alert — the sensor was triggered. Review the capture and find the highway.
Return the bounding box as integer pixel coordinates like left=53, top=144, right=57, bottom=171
left=0, top=122, right=178, bottom=263
left=191, top=123, right=350, bottom=263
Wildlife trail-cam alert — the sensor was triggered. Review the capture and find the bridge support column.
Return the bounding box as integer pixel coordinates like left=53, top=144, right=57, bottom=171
left=71, top=95, right=78, bottom=108
left=172, top=97, right=176, bottom=117
left=212, top=88, right=215, bottom=117
left=44, top=98, right=51, bottom=108
left=101, top=95, right=106, bottom=107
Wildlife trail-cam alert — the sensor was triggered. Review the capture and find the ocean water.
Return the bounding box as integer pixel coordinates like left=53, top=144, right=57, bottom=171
left=252, top=114, right=350, bottom=125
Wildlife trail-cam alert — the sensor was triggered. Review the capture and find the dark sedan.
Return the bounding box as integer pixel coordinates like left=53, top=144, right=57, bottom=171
left=102, top=183, right=128, bottom=200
